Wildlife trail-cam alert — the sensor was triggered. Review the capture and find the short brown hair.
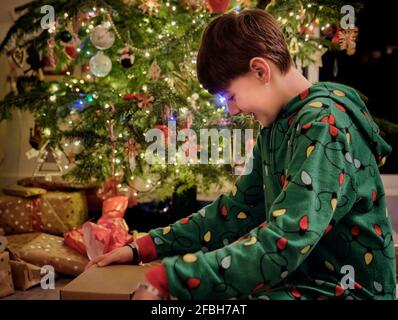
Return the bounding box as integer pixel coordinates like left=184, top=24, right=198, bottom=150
left=197, top=9, right=292, bottom=95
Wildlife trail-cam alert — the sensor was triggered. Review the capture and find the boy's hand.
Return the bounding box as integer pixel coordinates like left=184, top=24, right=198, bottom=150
left=85, top=246, right=134, bottom=270
left=132, top=281, right=164, bottom=300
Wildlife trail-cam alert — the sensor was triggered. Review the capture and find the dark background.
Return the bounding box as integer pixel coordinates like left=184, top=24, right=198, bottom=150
left=319, top=0, right=398, bottom=173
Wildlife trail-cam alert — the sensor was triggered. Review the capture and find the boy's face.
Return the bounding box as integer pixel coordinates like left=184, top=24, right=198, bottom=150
left=223, top=59, right=284, bottom=127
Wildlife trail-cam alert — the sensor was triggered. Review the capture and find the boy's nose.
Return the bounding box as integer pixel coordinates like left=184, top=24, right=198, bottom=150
left=227, top=102, right=241, bottom=116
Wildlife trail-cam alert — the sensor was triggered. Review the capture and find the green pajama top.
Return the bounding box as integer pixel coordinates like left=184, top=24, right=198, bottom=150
left=142, top=82, right=396, bottom=300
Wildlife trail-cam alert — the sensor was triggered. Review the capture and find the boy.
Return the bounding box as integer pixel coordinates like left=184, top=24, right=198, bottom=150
left=87, top=9, right=396, bottom=300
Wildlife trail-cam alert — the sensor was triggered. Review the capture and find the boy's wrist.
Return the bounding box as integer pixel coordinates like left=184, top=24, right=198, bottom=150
left=127, top=242, right=141, bottom=265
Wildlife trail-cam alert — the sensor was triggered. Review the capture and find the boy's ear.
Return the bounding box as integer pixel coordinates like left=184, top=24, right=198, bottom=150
left=249, top=57, right=270, bottom=84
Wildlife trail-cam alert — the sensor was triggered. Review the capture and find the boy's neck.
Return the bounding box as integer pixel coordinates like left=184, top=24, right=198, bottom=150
left=277, top=67, right=313, bottom=109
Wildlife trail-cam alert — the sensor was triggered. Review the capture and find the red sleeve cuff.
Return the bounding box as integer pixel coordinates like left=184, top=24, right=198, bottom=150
left=145, top=264, right=170, bottom=300
left=136, top=234, right=158, bottom=263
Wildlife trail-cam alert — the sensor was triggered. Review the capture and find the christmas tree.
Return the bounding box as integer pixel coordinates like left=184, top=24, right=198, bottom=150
left=0, top=0, right=366, bottom=202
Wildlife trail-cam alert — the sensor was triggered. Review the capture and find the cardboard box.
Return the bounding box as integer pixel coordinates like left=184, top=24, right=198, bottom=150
left=60, top=264, right=158, bottom=300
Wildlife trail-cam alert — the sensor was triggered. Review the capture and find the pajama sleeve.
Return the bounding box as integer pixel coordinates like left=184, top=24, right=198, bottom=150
left=158, top=119, right=358, bottom=299
left=136, top=132, right=267, bottom=263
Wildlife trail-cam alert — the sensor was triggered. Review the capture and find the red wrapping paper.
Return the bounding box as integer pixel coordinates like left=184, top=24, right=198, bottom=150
left=63, top=196, right=133, bottom=259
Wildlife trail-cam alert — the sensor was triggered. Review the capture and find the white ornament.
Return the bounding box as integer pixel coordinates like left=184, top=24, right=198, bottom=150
left=89, top=51, right=112, bottom=77
left=90, top=25, right=115, bottom=50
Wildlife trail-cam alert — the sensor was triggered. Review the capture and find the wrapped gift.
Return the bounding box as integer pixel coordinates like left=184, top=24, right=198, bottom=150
left=6, top=233, right=54, bottom=290
left=64, top=196, right=133, bottom=259
left=18, top=176, right=103, bottom=213
left=0, top=188, right=88, bottom=235
left=0, top=251, right=15, bottom=298
left=16, top=233, right=88, bottom=277
left=10, top=258, right=43, bottom=291
left=6, top=233, right=42, bottom=252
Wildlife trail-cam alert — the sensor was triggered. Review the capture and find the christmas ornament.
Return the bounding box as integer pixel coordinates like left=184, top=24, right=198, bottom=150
left=65, top=45, right=78, bottom=60
left=139, top=0, right=160, bottom=16
left=137, top=94, right=154, bottom=110
left=148, top=58, right=162, bottom=80
left=123, top=93, right=154, bottom=111
left=43, top=37, right=57, bottom=71
left=33, top=142, right=63, bottom=178
left=206, top=0, right=231, bottom=13
left=338, top=27, right=358, bottom=55
left=90, top=25, right=115, bottom=50
left=11, top=47, right=24, bottom=68
left=299, top=20, right=318, bottom=36
left=89, top=51, right=112, bottom=77
left=119, top=47, right=135, bottom=68
left=125, top=138, right=139, bottom=176
left=59, top=30, right=73, bottom=43
left=182, top=0, right=207, bottom=11
left=29, top=124, right=43, bottom=150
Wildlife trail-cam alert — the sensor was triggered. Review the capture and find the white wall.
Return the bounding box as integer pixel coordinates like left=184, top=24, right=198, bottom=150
left=0, top=19, right=37, bottom=189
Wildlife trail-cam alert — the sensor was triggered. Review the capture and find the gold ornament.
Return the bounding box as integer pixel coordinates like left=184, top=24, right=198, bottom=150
left=139, top=0, right=159, bottom=16
left=182, top=0, right=207, bottom=11
left=148, top=58, right=162, bottom=80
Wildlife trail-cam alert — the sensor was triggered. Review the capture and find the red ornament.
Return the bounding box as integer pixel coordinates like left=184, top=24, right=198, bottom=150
left=206, top=0, right=230, bottom=12
left=65, top=45, right=78, bottom=60
left=123, top=93, right=138, bottom=100
left=154, top=124, right=170, bottom=145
